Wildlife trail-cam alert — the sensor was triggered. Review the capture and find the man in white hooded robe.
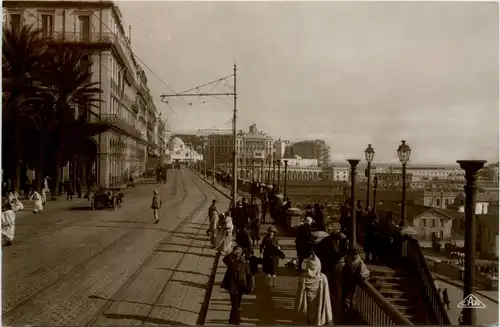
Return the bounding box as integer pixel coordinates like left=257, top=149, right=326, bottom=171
left=295, top=254, right=333, bottom=325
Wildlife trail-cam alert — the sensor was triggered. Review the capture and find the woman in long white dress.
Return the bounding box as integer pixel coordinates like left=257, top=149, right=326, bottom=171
left=2, top=203, right=16, bottom=246
left=11, top=191, right=24, bottom=211
left=30, top=189, right=44, bottom=213
left=215, top=212, right=234, bottom=254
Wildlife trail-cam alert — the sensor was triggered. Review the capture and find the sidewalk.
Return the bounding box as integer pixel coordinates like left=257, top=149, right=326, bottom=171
left=13, top=178, right=157, bottom=218
left=204, top=220, right=304, bottom=325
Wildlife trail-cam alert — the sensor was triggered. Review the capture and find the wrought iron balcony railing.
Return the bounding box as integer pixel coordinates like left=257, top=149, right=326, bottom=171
left=100, top=113, right=141, bottom=139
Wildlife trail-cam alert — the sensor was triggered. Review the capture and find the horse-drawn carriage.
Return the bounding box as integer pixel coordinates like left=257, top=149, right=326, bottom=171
left=90, top=188, right=124, bottom=210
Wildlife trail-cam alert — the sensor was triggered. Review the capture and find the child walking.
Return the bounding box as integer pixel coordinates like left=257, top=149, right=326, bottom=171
left=151, top=189, right=162, bottom=224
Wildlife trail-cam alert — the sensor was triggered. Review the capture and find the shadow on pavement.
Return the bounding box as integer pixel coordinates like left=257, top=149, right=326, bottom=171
left=173, top=235, right=209, bottom=242
left=88, top=295, right=200, bottom=313
left=276, top=266, right=301, bottom=278
left=102, top=220, right=150, bottom=224
left=157, top=242, right=209, bottom=250
left=154, top=249, right=215, bottom=259
left=156, top=268, right=211, bottom=277
left=102, top=313, right=184, bottom=325
left=170, top=280, right=209, bottom=290
left=68, top=206, right=93, bottom=211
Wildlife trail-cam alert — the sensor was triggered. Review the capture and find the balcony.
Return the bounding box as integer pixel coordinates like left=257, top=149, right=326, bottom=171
left=100, top=113, right=141, bottom=139
left=45, top=31, right=135, bottom=84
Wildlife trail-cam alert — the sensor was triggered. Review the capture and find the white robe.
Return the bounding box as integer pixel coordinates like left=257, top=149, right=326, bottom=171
left=2, top=209, right=16, bottom=241
left=215, top=216, right=234, bottom=253
left=11, top=194, right=24, bottom=211
left=208, top=210, right=219, bottom=247
left=295, top=254, right=333, bottom=326
left=30, top=191, right=44, bottom=212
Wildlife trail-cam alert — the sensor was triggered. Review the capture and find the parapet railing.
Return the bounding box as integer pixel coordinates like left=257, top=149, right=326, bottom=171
left=402, top=236, right=452, bottom=325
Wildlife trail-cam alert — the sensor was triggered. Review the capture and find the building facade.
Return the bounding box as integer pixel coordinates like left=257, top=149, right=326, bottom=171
left=285, top=139, right=331, bottom=167
left=382, top=165, right=465, bottom=182
left=375, top=172, right=413, bottom=189
left=3, top=0, right=167, bottom=187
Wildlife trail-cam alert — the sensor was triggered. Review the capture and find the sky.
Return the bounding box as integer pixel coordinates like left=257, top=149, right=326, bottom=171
left=117, top=1, right=499, bottom=164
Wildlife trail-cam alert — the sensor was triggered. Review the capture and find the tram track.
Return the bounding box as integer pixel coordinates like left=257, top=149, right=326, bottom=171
left=2, top=170, right=187, bottom=317
left=85, top=170, right=218, bottom=326
left=4, top=171, right=182, bottom=280
left=3, top=169, right=230, bottom=326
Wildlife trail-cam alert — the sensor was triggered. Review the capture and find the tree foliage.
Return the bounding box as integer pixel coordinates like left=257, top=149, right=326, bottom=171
left=2, top=24, right=115, bottom=193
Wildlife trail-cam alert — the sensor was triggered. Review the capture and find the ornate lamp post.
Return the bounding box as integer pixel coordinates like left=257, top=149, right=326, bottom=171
left=277, top=159, right=282, bottom=193
left=373, top=175, right=378, bottom=209
left=347, top=159, right=360, bottom=249
left=284, top=160, right=289, bottom=198
left=457, top=160, right=486, bottom=326
left=397, top=140, right=411, bottom=226
left=365, top=144, right=375, bottom=208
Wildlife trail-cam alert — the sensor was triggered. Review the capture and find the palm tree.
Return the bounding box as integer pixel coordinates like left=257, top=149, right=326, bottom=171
left=2, top=24, right=46, bottom=192
left=39, top=46, right=113, bottom=198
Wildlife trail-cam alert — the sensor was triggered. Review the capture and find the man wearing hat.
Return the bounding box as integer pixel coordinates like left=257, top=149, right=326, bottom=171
left=295, top=217, right=314, bottom=271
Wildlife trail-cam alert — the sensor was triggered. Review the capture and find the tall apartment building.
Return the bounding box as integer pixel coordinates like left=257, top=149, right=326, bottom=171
left=205, top=124, right=274, bottom=181
left=3, top=0, right=166, bottom=186
left=285, top=139, right=331, bottom=167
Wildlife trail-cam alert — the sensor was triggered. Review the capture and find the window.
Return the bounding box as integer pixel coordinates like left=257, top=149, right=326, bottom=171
left=432, top=219, right=437, bottom=228
left=41, top=14, right=54, bottom=38
left=78, top=15, right=90, bottom=41
left=422, top=219, right=427, bottom=227
left=10, top=13, right=21, bottom=32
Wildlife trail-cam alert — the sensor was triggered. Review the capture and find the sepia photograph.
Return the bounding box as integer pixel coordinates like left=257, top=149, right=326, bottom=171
left=2, top=0, right=499, bottom=326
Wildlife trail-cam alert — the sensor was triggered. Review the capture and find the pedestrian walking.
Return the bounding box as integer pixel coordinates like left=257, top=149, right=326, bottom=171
left=207, top=200, right=219, bottom=242
left=295, top=254, right=333, bottom=325
left=2, top=202, right=16, bottom=246
left=221, top=246, right=253, bottom=325
left=151, top=189, right=162, bottom=224
left=215, top=213, right=234, bottom=254
left=11, top=191, right=24, bottom=212
left=235, top=228, right=252, bottom=255
left=260, top=226, right=285, bottom=287
left=260, top=190, right=268, bottom=224
left=313, top=203, right=325, bottom=232
left=66, top=180, right=73, bottom=201
left=295, top=217, right=315, bottom=271
left=30, top=189, right=44, bottom=214
left=340, top=248, right=370, bottom=311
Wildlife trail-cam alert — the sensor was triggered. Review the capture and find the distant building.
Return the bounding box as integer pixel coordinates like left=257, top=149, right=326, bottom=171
left=413, top=189, right=458, bottom=209
left=375, top=172, right=412, bottom=189
left=449, top=192, right=496, bottom=215
left=382, top=165, right=465, bottom=182
left=375, top=202, right=463, bottom=241
left=285, top=140, right=331, bottom=167
left=166, top=137, right=203, bottom=164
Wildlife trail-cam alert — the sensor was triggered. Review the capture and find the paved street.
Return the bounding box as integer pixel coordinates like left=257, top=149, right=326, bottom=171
left=2, top=169, right=229, bottom=326
left=436, top=279, right=499, bottom=325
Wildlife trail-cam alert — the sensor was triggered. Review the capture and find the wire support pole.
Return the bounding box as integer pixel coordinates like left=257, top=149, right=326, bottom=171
left=232, top=63, right=238, bottom=211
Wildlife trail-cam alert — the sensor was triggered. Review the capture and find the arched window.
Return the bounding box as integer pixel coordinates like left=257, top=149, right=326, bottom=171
left=298, top=171, right=302, bottom=180
left=288, top=172, right=292, bottom=179
left=293, top=171, right=297, bottom=180
left=308, top=172, right=312, bottom=180
left=313, top=172, right=318, bottom=180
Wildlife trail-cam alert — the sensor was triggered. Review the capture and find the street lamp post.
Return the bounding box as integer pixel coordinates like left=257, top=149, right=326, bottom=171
left=277, top=160, right=282, bottom=193
left=365, top=144, right=375, bottom=208
left=397, top=140, right=411, bottom=226
left=373, top=175, right=378, bottom=209
left=347, top=159, right=360, bottom=249
left=284, top=160, right=288, bottom=198
left=457, top=160, right=487, bottom=326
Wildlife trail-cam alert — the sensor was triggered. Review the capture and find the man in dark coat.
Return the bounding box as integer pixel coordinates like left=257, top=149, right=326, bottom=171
left=315, top=232, right=343, bottom=275
left=234, top=201, right=249, bottom=234
left=313, top=203, right=325, bottom=232
left=260, top=189, right=268, bottom=224
left=295, top=217, right=315, bottom=271
left=221, top=247, right=252, bottom=325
